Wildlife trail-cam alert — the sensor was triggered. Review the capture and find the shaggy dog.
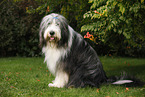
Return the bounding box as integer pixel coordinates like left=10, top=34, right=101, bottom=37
left=39, top=13, right=141, bottom=88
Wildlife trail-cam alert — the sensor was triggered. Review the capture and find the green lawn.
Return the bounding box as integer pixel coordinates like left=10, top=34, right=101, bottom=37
left=0, top=57, right=145, bottom=97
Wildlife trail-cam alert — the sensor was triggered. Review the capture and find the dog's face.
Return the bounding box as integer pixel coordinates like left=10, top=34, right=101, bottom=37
left=39, top=13, right=70, bottom=47
left=44, top=19, right=61, bottom=43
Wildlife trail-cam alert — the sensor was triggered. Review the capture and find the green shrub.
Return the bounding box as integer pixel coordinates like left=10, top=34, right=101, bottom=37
left=1, top=0, right=145, bottom=57
left=81, top=0, right=145, bottom=57
left=0, top=1, right=42, bottom=57
left=0, top=0, right=90, bottom=57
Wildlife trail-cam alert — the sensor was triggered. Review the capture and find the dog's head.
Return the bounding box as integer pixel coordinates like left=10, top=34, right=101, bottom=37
left=39, top=13, right=70, bottom=47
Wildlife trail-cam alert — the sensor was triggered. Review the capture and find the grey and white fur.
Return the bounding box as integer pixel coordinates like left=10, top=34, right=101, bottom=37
left=39, top=13, right=143, bottom=88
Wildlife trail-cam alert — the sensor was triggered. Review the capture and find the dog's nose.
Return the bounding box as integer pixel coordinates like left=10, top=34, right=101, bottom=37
left=50, top=31, right=55, bottom=36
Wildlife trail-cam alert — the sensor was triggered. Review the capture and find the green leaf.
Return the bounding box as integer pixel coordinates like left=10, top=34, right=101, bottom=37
left=118, top=3, right=125, bottom=14
left=123, top=32, right=131, bottom=39
left=113, top=1, right=117, bottom=6
left=141, top=0, right=144, bottom=3
left=118, top=29, right=122, bottom=34
left=88, top=0, right=93, bottom=3
left=91, top=14, right=101, bottom=19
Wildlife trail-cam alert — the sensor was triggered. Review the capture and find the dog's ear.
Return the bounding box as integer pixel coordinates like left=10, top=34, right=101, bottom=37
left=39, top=17, right=48, bottom=48
left=39, top=31, right=43, bottom=48
left=61, top=21, right=69, bottom=40
left=58, top=21, right=69, bottom=47
left=39, top=23, right=46, bottom=48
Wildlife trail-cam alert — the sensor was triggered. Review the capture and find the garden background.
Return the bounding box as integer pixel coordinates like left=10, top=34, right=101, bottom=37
left=0, top=0, right=145, bottom=57
left=0, top=0, right=145, bottom=97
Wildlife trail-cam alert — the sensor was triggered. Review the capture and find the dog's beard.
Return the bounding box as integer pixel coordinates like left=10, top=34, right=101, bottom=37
left=45, top=36, right=60, bottom=47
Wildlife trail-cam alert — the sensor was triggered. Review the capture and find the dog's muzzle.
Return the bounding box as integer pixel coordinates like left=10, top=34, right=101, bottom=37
left=45, top=31, right=59, bottom=42
left=49, top=31, right=55, bottom=41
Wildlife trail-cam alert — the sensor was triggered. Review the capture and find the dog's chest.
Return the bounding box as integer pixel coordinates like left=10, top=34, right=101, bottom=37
left=43, top=47, right=67, bottom=75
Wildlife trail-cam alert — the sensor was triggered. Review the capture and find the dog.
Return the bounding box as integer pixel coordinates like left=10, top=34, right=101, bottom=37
left=39, top=13, right=142, bottom=88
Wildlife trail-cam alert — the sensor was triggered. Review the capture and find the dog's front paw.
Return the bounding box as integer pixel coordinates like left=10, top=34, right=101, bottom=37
left=48, top=83, right=64, bottom=88
left=48, top=83, right=55, bottom=87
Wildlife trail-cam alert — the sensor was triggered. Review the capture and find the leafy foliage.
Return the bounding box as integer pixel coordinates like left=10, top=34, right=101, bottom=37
left=0, top=0, right=90, bottom=57
left=0, top=1, right=42, bottom=57
left=1, top=0, right=145, bottom=57
left=82, top=0, right=145, bottom=57
left=25, top=0, right=90, bottom=31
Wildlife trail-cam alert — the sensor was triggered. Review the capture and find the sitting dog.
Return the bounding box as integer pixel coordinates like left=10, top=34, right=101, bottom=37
left=39, top=13, right=141, bottom=88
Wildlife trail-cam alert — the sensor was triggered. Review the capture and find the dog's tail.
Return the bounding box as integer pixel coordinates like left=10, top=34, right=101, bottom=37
left=107, top=72, right=144, bottom=87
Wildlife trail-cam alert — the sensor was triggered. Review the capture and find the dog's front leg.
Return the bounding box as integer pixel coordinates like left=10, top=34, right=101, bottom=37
left=48, top=71, right=69, bottom=88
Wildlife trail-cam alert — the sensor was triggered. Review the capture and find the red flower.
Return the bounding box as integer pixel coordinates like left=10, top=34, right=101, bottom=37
left=84, top=35, right=87, bottom=38
left=84, top=32, right=92, bottom=38
left=94, top=10, right=100, bottom=14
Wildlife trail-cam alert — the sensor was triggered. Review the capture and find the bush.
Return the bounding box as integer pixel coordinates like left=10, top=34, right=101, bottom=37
left=0, top=1, right=42, bottom=57
left=1, top=0, right=144, bottom=57
left=81, top=0, right=145, bottom=57
left=0, top=0, right=90, bottom=57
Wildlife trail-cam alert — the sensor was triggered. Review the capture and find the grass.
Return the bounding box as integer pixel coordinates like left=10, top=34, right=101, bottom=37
left=0, top=57, right=145, bottom=97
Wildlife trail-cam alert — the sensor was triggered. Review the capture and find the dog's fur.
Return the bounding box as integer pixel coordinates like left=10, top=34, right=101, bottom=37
left=39, top=13, right=143, bottom=88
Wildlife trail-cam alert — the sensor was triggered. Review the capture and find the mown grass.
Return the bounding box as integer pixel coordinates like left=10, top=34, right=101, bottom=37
left=0, top=57, right=145, bottom=97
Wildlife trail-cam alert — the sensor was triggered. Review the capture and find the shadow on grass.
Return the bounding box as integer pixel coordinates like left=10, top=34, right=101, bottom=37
left=108, top=64, right=145, bottom=75
left=126, top=64, right=145, bottom=74
left=106, top=63, right=145, bottom=86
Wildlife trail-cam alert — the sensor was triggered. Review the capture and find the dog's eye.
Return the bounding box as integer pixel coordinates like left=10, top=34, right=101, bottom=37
left=48, top=23, right=51, bottom=25
left=56, top=23, right=59, bottom=26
